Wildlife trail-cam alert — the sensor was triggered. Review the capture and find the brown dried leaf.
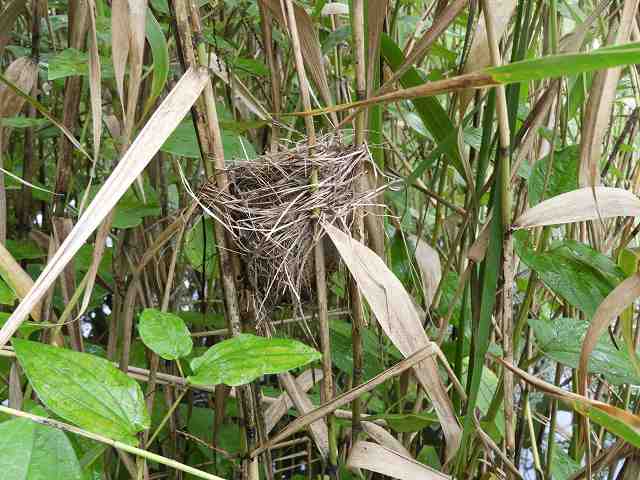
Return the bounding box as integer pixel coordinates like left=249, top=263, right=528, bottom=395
left=111, top=0, right=130, bottom=113
left=0, top=0, right=27, bottom=56
left=264, top=368, right=323, bottom=433
left=259, top=0, right=335, bottom=117
left=0, top=57, right=38, bottom=118
left=513, top=187, right=640, bottom=229
left=87, top=0, right=102, bottom=160
left=578, top=274, right=640, bottom=396
left=578, top=0, right=639, bottom=187
left=347, top=441, right=450, bottom=480
left=459, top=0, right=517, bottom=113
left=409, top=234, right=441, bottom=308
left=323, top=223, right=461, bottom=460
left=0, top=67, right=210, bottom=348
left=361, top=421, right=411, bottom=457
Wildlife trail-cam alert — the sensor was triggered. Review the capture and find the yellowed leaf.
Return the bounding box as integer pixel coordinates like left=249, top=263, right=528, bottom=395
left=514, top=187, right=640, bottom=229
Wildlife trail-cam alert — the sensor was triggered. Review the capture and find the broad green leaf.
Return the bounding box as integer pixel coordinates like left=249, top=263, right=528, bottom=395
left=549, top=449, right=580, bottom=480
left=89, top=183, right=161, bottom=229
left=0, top=416, right=83, bottom=480
left=143, top=9, right=169, bottom=114
left=0, top=313, right=46, bottom=338
left=516, top=235, right=624, bottom=316
left=530, top=317, right=640, bottom=385
left=5, top=239, right=45, bottom=260
left=0, top=117, right=50, bottom=129
left=13, top=339, right=150, bottom=444
left=138, top=308, right=193, bottom=360
left=188, top=333, right=321, bottom=386
left=485, top=42, right=640, bottom=84
left=462, top=357, right=504, bottom=437
left=527, top=145, right=579, bottom=205
left=184, top=217, right=217, bottom=277
left=47, top=48, right=114, bottom=81
left=0, top=277, right=16, bottom=305
left=161, top=120, right=256, bottom=160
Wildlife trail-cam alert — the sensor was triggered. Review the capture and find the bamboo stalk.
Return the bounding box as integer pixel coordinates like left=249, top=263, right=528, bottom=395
left=281, top=0, right=337, bottom=473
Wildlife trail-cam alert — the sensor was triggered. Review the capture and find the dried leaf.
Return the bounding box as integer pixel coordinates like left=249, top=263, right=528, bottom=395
left=264, top=368, right=323, bottom=433
left=409, top=235, right=441, bottom=308
left=0, top=67, right=210, bottom=348
left=0, top=0, right=27, bottom=56
left=459, top=0, right=517, bottom=113
left=323, top=223, right=461, bottom=460
left=578, top=274, right=640, bottom=396
left=347, top=441, right=450, bottom=479
left=513, top=187, right=640, bottom=229
left=578, top=0, right=639, bottom=187
left=111, top=0, right=130, bottom=113
left=87, top=0, right=102, bottom=161
left=259, top=0, right=335, bottom=118
left=0, top=57, right=38, bottom=118
left=361, top=421, right=411, bottom=457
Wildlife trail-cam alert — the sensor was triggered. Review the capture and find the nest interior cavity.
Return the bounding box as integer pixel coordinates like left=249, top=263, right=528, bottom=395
left=198, top=135, right=383, bottom=319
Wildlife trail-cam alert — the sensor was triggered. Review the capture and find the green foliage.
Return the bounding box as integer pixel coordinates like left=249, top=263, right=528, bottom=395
left=516, top=234, right=624, bottom=317
left=13, top=339, right=150, bottom=444
left=188, top=334, right=321, bottom=386
left=527, top=145, right=579, bottom=205
left=184, top=217, right=217, bottom=277
left=138, top=308, right=193, bottom=360
left=530, top=317, right=640, bottom=385
left=0, top=414, right=83, bottom=480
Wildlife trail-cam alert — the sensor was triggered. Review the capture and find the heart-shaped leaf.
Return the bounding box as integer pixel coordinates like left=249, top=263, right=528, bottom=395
left=13, top=339, right=150, bottom=444
left=188, top=334, right=320, bottom=386
left=138, top=308, right=193, bottom=360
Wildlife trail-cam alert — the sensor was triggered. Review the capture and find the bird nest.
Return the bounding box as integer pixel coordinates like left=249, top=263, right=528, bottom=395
left=197, top=135, right=384, bottom=320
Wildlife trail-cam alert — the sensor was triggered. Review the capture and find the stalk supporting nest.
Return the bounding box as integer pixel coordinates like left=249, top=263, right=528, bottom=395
left=198, top=135, right=385, bottom=320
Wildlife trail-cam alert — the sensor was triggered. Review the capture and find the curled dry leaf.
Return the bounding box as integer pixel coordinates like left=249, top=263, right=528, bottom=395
left=502, top=359, right=640, bottom=448
left=513, top=187, right=640, bottom=229
left=578, top=274, right=640, bottom=396
left=578, top=0, right=639, bottom=187
left=0, top=67, right=210, bottom=349
left=258, top=0, right=336, bottom=120
left=111, top=0, right=130, bottom=113
left=409, top=234, right=441, bottom=308
left=347, top=441, right=451, bottom=480
left=0, top=57, right=38, bottom=119
left=361, top=421, right=411, bottom=457
left=264, top=368, right=323, bottom=433
left=323, top=223, right=461, bottom=460
left=459, top=0, right=517, bottom=113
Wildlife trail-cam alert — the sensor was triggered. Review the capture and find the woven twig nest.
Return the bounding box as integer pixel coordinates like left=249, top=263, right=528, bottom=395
left=198, top=135, right=384, bottom=319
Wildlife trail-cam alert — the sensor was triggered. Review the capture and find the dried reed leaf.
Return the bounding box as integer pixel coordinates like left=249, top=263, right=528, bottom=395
left=513, top=187, right=640, bottom=229
left=0, top=242, right=40, bottom=321
left=259, top=0, right=335, bottom=114
left=265, top=368, right=323, bottom=433
left=321, top=2, right=348, bottom=15
left=409, top=234, right=441, bottom=308
left=278, top=371, right=329, bottom=458
left=0, top=67, right=210, bottom=348
left=323, top=223, right=461, bottom=460
left=578, top=274, right=640, bottom=396
left=253, top=344, right=437, bottom=457
left=459, top=0, right=517, bottom=113
left=501, top=359, right=640, bottom=447
left=578, top=0, right=639, bottom=187
left=0, top=57, right=38, bottom=118
left=124, top=0, right=147, bottom=135
left=361, top=421, right=411, bottom=457
left=111, top=0, right=130, bottom=113
left=347, top=441, right=450, bottom=479
left=87, top=0, right=102, bottom=161
left=365, top=0, right=389, bottom=97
